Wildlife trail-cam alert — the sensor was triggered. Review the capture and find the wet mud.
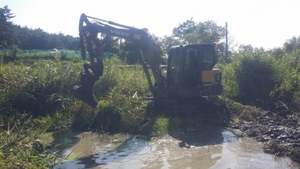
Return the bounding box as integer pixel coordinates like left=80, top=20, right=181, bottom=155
left=52, top=124, right=299, bottom=169
left=234, top=111, right=300, bottom=163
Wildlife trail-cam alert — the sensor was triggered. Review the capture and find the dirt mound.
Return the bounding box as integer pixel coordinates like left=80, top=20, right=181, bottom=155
left=233, top=111, right=300, bottom=163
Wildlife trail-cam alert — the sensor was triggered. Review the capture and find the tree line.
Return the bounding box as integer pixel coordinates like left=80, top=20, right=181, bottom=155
left=0, top=5, right=228, bottom=62
left=1, top=5, right=300, bottom=63
left=0, top=6, right=79, bottom=50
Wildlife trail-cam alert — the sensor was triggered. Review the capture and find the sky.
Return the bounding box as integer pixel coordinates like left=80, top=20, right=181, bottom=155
left=1, top=0, right=300, bottom=49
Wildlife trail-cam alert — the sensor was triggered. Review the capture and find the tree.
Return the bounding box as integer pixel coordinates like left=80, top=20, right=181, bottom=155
left=151, top=34, right=166, bottom=64
left=193, top=21, right=225, bottom=43
left=172, top=18, right=196, bottom=42
left=161, top=35, right=181, bottom=49
left=172, top=19, right=225, bottom=44
left=119, top=40, right=140, bottom=64
left=0, top=6, right=15, bottom=48
left=0, top=5, right=15, bottom=23
left=239, top=44, right=254, bottom=53
left=284, top=36, right=300, bottom=54
left=170, top=19, right=226, bottom=61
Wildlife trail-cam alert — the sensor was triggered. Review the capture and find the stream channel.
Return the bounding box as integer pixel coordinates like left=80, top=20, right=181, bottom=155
left=50, top=124, right=300, bottom=169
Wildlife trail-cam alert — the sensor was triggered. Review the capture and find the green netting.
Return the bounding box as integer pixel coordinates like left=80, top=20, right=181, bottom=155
left=0, top=49, right=83, bottom=59
left=1, top=49, right=115, bottom=60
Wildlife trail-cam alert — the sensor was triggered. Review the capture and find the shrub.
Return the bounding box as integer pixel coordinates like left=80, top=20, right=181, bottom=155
left=222, top=52, right=277, bottom=108
left=271, top=53, right=300, bottom=113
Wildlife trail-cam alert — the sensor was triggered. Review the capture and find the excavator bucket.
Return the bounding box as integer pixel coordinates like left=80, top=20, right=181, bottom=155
left=72, top=73, right=97, bottom=108
left=73, top=85, right=97, bottom=108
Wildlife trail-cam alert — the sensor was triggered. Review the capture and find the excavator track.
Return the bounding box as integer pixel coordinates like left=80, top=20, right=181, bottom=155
left=153, top=97, right=217, bottom=114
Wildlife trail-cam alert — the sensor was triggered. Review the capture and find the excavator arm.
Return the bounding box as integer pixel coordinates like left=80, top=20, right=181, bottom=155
left=78, top=13, right=165, bottom=99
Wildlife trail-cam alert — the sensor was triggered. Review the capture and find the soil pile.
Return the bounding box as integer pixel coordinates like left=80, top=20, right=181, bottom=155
left=234, top=111, right=300, bottom=163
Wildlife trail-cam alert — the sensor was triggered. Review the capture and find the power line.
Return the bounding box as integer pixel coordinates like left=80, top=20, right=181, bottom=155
left=238, top=0, right=282, bottom=22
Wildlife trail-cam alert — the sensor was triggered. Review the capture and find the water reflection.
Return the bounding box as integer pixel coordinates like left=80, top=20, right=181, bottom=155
left=53, top=127, right=299, bottom=169
left=169, top=123, right=225, bottom=148
left=54, top=135, right=149, bottom=169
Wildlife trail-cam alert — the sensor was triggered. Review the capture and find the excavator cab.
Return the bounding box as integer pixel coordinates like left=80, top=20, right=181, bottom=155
left=166, top=44, right=222, bottom=98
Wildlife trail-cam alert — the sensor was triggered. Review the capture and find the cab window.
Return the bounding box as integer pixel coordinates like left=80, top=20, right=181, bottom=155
left=184, top=48, right=198, bottom=70
left=202, top=45, right=215, bottom=70
left=168, top=48, right=181, bottom=72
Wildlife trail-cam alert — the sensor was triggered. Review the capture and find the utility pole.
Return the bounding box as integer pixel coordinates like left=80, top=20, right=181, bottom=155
left=225, top=22, right=228, bottom=63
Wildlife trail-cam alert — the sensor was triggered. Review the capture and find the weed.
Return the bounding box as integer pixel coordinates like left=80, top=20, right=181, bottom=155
left=152, top=117, right=169, bottom=135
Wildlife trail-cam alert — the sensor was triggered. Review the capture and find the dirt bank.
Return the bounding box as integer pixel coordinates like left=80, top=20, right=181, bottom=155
left=231, top=110, right=300, bottom=163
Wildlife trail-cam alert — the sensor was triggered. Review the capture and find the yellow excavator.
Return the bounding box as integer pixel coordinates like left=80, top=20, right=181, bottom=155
left=73, top=13, right=223, bottom=107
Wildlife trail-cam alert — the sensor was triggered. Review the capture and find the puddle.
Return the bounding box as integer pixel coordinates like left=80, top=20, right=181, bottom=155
left=52, top=125, right=299, bottom=169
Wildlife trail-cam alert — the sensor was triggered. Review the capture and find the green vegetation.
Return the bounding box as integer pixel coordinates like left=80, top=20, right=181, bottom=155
left=0, top=37, right=299, bottom=169
left=222, top=40, right=300, bottom=115
left=0, top=56, right=151, bottom=168
left=0, top=55, right=229, bottom=168
left=1, top=5, right=300, bottom=168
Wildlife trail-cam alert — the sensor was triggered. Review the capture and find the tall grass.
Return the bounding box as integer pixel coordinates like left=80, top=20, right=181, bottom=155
left=91, top=57, right=150, bottom=133
left=0, top=59, right=83, bottom=168
left=0, top=60, right=80, bottom=116
left=0, top=56, right=154, bottom=168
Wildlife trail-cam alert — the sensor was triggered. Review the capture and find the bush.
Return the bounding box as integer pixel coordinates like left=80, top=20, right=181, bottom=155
left=271, top=53, right=300, bottom=113
left=222, top=52, right=277, bottom=108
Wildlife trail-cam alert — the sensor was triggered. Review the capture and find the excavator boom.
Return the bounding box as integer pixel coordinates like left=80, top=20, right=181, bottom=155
left=79, top=13, right=165, bottom=98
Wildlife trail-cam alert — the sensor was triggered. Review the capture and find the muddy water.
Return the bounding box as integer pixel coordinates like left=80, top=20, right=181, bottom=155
left=52, top=124, right=299, bottom=169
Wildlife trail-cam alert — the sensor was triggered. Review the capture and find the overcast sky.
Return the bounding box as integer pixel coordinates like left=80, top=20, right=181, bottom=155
left=1, top=0, right=299, bottom=49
